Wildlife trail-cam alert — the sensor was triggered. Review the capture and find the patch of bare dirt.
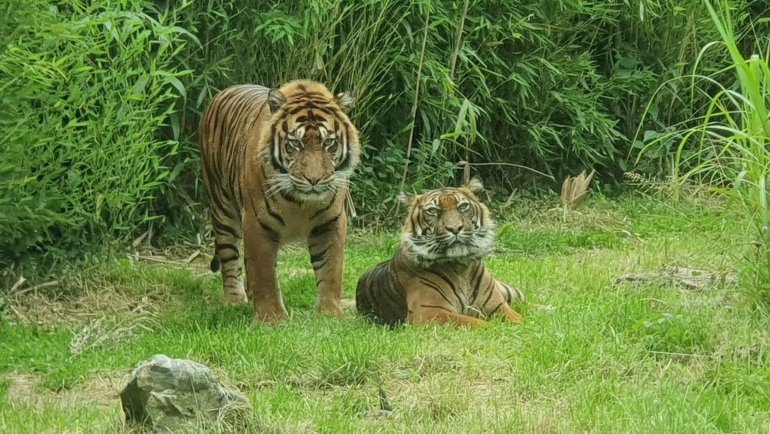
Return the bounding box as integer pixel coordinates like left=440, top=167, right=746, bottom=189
left=6, top=287, right=168, bottom=328
left=4, top=370, right=129, bottom=410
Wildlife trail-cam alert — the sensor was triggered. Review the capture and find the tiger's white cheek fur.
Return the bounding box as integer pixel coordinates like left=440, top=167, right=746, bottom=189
left=403, top=219, right=496, bottom=262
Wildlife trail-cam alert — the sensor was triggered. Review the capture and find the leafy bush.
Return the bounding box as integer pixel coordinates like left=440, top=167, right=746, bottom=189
left=0, top=0, right=193, bottom=266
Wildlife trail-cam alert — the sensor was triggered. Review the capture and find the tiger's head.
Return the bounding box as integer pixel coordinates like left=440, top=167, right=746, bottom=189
left=260, top=80, right=360, bottom=202
left=399, top=178, right=495, bottom=265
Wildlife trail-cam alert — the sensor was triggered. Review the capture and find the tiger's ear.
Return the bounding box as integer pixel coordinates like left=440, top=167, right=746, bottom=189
left=335, top=92, right=355, bottom=112
left=466, top=176, right=485, bottom=194
left=268, top=88, right=286, bottom=113
left=397, top=191, right=415, bottom=206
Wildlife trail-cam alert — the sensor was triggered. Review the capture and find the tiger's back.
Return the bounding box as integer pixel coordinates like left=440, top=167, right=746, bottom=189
left=355, top=253, right=408, bottom=325
left=199, top=85, right=271, bottom=232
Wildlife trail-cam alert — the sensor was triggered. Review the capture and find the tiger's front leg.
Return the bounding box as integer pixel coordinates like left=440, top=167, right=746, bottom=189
left=308, top=213, right=347, bottom=318
left=406, top=287, right=488, bottom=328
left=243, top=211, right=288, bottom=324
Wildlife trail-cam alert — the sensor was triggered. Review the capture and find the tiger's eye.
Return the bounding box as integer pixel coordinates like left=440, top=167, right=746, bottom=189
left=287, top=139, right=303, bottom=152
left=424, top=207, right=440, bottom=217
left=458, top=202, right=471, bottom=213
left=324, top=139, right=338, bottom=152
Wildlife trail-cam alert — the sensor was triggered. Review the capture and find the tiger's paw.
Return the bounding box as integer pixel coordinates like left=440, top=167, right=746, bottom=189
left=251, top=310, right=289, bottom=325
left=223, top=292, right=248, bottom=305
left=316, top=301, right=345, bottom=318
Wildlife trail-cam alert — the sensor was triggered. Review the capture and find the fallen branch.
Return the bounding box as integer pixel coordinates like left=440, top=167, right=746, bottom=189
left=13, top=280, right=59, bottom=297
left=128, top=254, right=186, bottom=266
left=184, top=250, right=201, bottom=264
left=10, top=275, right=26, bottom=292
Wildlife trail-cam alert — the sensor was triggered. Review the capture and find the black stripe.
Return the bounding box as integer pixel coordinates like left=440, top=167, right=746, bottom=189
left=209, top=186, right=238, bottom=220
left=499, top=284, right=511, bottom=303
left=336, top=147, right=352, bottom=171
left=218, top=252, right=239, bottom=263
left=469, top=262, right=484, bottom=305
left=288, top=105, right=309, bottom=115
left=310, top=247, right=328, bottom=265
left=490, top=302, right=504, bottom=315
left=481, top=279, right=496, bottom=309
left=257, top=218, right=280, bottom=242
left=212, top=220, right=240, bottom=239
left=428, top=269, right=463, bottom=306
left=418, top=277, right=454, bottom=306
left=215, top=243, right=239, bottom=254
left=281, top=191, right=301, bottom=205
left=309, top=213, right=340, bottom=238
left=269, top=124, right=288, bottom=174
left=263, top=195, right=285, bottom=225
left=312, top=257, right=329, bottom=271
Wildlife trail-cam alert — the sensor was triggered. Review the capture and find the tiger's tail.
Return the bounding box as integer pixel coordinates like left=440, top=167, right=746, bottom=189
left=210, top=256, right=221, bottom=273
left=500, top=283, right=525, bottom=304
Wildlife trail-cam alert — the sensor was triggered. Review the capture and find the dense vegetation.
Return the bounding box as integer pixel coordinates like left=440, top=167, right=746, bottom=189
left=0, top=0, right=767, bottom=281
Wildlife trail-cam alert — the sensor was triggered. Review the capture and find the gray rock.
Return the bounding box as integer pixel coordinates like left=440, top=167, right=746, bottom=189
left=120, top=354, right=252, bottom=432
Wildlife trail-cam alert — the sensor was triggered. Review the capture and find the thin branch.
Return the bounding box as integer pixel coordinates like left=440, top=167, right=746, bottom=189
left=450, top=0, right=471, bottom=164
left=460, top=161, right=556, bottom=181
left=448, top=0, right=470, bottom=83
left=128, top=254, right=187, bottom=266
left=13, top=280, right=59, bottom=297
left=398, top=11, right=431, bottom=196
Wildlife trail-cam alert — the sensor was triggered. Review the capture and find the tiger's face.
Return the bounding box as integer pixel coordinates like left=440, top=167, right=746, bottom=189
left=400, top=178, right=495, bottom=264
left=262, top=81, right=360, bottom=202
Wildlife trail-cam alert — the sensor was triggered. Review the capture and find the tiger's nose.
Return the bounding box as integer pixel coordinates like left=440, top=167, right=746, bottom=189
left=446, top=223, right=462, bottom=234
left=303, top=174, right=321, bottom=185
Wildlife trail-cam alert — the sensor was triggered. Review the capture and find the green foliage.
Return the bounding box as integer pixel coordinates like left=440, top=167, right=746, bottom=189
left=0, top=0, right=193, bottom=266
left=166, top=0, right=742, bottom=208
left=0, top=0, right=759, bottom=269
left=635, top=312, right=712, bottom=354
left=636, top=0, right=770, bottom=294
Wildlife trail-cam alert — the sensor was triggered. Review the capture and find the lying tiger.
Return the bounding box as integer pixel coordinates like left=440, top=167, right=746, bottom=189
left=199, top=80, right=359, bottom=324
left=356, top=178, right=524, bottom=328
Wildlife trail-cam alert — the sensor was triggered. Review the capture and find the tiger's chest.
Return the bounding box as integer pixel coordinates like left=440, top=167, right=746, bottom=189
left=409, top=263, right=492, bottom=315
left=253, top=191, right=343, bottom=244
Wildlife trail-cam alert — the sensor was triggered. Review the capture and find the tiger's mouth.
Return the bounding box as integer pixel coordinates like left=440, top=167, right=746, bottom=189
left=292, top=176, right=343, bottom=197
left=295, top=183, right=334, bottom=195
left=405, top=229, right=494, bottom=264
left=267, top=172, right=349, bottom=201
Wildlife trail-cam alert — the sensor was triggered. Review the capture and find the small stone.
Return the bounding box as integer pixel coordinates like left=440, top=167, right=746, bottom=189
left=120, top=354, right=252, bottom=432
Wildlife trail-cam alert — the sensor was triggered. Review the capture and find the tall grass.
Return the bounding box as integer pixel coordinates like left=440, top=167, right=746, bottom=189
left=636, top=0, right=770, bottom=292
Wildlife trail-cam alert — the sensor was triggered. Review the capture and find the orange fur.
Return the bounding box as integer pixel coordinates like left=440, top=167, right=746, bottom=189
left=356, top=179, right=524, bottom=328
left=199, top=80, right=360, bottom=323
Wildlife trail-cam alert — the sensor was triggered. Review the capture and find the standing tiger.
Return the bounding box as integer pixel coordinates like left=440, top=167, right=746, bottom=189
left=355, top=178, right=524, bottom=328
left=199, top=80, right=360, bottom=324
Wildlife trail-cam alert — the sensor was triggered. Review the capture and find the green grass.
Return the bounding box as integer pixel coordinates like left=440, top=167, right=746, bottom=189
left=636, top=0, right=770, bottom=293
left=2, top=195, right=770, bottom=433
